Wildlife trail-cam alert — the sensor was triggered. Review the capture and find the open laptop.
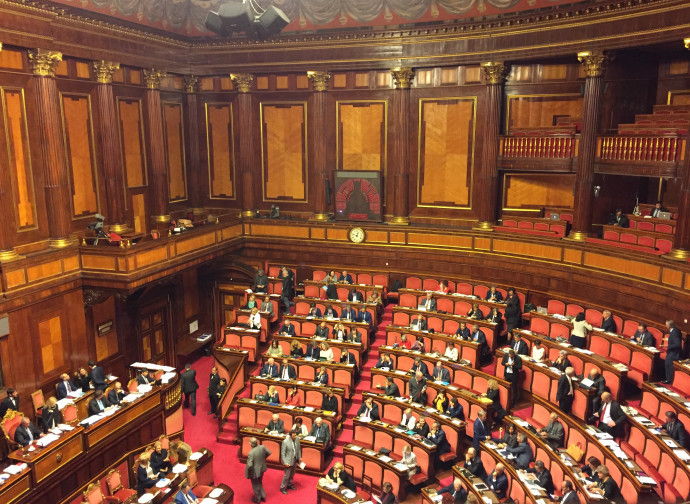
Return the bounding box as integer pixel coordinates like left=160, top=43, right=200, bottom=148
left=657, top=211, right=672, bottom=220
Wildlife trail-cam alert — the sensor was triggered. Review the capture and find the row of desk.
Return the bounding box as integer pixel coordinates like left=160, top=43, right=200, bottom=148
left=385, top=325, right=482, bottom=368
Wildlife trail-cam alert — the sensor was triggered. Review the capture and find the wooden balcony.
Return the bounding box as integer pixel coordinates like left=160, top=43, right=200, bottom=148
left=497, top=133, right=579, bottom=171
left=595, top=134, right=687, bottom=177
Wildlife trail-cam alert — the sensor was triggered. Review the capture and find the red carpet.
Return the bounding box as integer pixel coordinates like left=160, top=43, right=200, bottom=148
left=182, top=303, right=427, bottom=502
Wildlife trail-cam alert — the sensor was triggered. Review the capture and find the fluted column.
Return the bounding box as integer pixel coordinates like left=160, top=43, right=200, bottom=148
left=144, top=68, right=170, bottom=224
left=307, top=70, right=332, bottom=220
left=0, top=42, right=19, bottom=261
left=669, top=40, right=690, bottom=260
left=475, top=61, right=508, bottom=230
left=93, top=60, right=127, bottom=232
left=231, top=73, right=256, bottom=218
left=389, top=67, right=414, bottom=225
left=184, top=75, right=203, bottom=213
left=30, top=49, right=76, bottom=248
left=570, top=51, right=607, bottom=240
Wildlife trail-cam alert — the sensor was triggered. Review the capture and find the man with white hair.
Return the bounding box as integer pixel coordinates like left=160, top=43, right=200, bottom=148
left=245, top=437, right=270, bottom=503
left=438, top=478, right=468, bottom=502
left=309, top=416, right=330, bottom=444
left=556, top=366, right=575, bottom=414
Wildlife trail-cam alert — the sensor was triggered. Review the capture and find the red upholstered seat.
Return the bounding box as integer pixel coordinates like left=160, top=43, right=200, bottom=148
left=358, top=273, right=372, bottom=285
left=502, top=219, right=518, bottom=227
left=530, top=317, right=550, bottom=336
left=637, top=235, right=654, bottom=248
left=398, top=293, right=416, bottom=308
left=474, top=285, right=489, bottom=299
left=456, top=283, right=472, bottom=295
left=106, top=468, right=136, bottom=502
left=603, top=230, right=619, bottom=241
left=621, top=320, right=638, bottom=337
left=657, top=238, right=673, bottom=253
left=585, top=309, right=603, bottom=327
left=565, top=304, right=583, bottom=318
left=656, top=223, right=673, bottom=234
left=406, top=277, right=422, bottom=289
left=518, top=221, right=533, bottom=229
left=637, top=221, right=654, bottom=231
left=313, top=270, right=327, bottom=281
left=547, top=300, right=565, bottom=315
left=550, top=323, right=570, bottom=340
left=422, top=278, right=438, bottom=291
left=187, top=467, right=212, bottom=498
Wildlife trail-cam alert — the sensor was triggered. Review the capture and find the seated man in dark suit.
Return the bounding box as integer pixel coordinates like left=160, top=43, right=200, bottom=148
left=438, top=478, right=468, bottom=503
left=348, top=288, right=364, bottom=303
left=410, top=357, right=430, bottom=379
left=260, top=358, right=279, bottom=378
left=421, top=292, right=437, bottom=312
left=279, top=358, right=296, bottom=380
left=137, top=369, right=155, bottom=386
left=315, top=321, right=330, bottom=339
left=551, top=350, right=572, bottom=372
left=340, top=348, right=357, bottom=367
left=107, top=381, right=128, bottom=405
left=309, top=417, right=331, bottom=444
left=486, top=463, right=509, bottom=499
left=377, top=376, right=400, bottom=397
left=56, top=373, right=78, bottom=399
left=485, top=286, right=503, bottom=302
left=467, top=304, right=484, bottom=320
left=356, top=397, right=380, bottom=421
left=609, top=208, right=629, bottom=228
left=338, top=270, right=353, bottom=284
left=15, top=416, right=43, bottom=446
left=347, top=328, right=362, bottom=343
left=323, top=304, right=339, bottom=318
left=357, top=308, right=372, bottom=327
left=631, top=323, right=655, bottom=347
left=253, top=268, right=268, bottom=294
left=41, top=397, right=63, bottom=432
left=455, top=322, right=470, bottom=340
left=264, top=413, right=285, bottom=434
left=341, top=305, right=357, bottom=322
left=464, top=447, right=487, bottom=480
left=88, top=360, right=107, bottom=390
left=411, top=315, right=427, bottom=332
left=590, top=392, right=626, bottom=437
left=525, top=460, right=555, bottom=494
left=428, top=421, right=451, bottom=456
left=431, top=361, right=451, bottom=383
left=279, top=320, right=296, bottom=336
left=308, top=302, right=323, bottom=318
left=88, top=389, right=111, bottom=415
left=600, top=310, right=617, bottom=333
left=662, top=410, right=687, bottom=447
left=509, top=333, right=529, bottom=356
left=506, top=433, right=533, bottom=469
left=137, top=453, right=161, bottom=496
left=538, top=412, right=565, bottom=449
left=650, top=201, right=669, bottom=218
left=305, top=341, right=321, bottom=359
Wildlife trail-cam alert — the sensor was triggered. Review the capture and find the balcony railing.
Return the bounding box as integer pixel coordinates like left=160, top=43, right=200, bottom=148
left=597, top=135, right=685, bottom=163
left=499, top=134, right=579, bottom=159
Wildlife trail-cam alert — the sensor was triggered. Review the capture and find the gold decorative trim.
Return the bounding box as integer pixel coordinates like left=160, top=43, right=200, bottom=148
left=390, top=67, right=414, bottom=89
left=389, top=216, right=410, bottom=226
left=307, top=71, right=331, bottom=92
left=93, top=61, right=120, bottom=84
left=191, top=208, right=205, bottom=215
left=144, top=69, right=167, bottom=90
left=109, top=223, right=130, bottom=233
left=28, top=49, right=62, bottom=77
left=666, top=248, right=690, bottom=261
left=480, top=62, right=509, bottom=84
left=684, top=38, right=690, bottom=50
left=152, top=214, right=171, bottom=223
left=568, top=230, right=588, bottom=241
left=49, top=236, right=78, bottom=248
left=230, top=73, right=253, bottom=93
left=474, top=221, right=495, bottom=231
left=183, top=75, right=199, bottom=93
left=241, top=210, right=255, bottom=218
left=311, top=213, right=331, bottom=221
left=577, top=50, right=607, bottom=77
left=0, top=249, right=20, bottom=262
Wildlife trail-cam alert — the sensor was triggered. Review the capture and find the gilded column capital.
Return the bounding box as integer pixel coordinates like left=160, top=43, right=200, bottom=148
left=577, top=50, right=607, bottom=77
left=144, top=68, right=167, bottom=90
left=28, top=49, right=62, bottom=77
left=390, top=67, right=414, bottom=89
left=93, top=60, right=120, bottom=84
left=685, top=38, right=690, bottom=50
left=183, top=75, right=199, bottom=93
left=480, top=61, right=509, bottom=85
left=230, top=73, right=253, bottom=93
left=307, top=71, right=331, bottom=92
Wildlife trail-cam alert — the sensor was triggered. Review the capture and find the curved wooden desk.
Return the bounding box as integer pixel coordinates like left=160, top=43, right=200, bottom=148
left=385, top=326, right=481, bottom=368
left=293, top=295, right=381, bottom=326
left=283, top=315, right=371, bottom=349
left=342, top=444, right=408, bottom=500
left=259, top=354, right=357, bottom=397
left=238, top=427, right=327, bottom=475
left=273, top=335, right=363, bottom=366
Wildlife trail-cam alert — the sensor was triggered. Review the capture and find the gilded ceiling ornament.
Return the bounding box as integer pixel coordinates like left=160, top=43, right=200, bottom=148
left=93, top=61, right=120, bottom=84
left=144, top=68, right=167, bottom=89
left=480, top=61, right=508, bottom=85
left=390, top=67, right=414, bottom=89
left=577, top=50, right=607, bottom=77
left=230, top=73, right=254, bottom=93
left=28, top=49, right=62, bottom=77
left=307, top=71, right=331, bottom=92
left=184, top=75, right=199, bottom=93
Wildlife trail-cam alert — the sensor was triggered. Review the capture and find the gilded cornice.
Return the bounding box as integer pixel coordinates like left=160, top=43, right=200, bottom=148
left=577, top=50, right=607, bottom=77
left=93, top=60, right=120, bottom=83
left=306, top=70, right=331, bottom=91
left=390, top=67, right=414, bottom=89
left=685, top=37, right=690, bottom=49
left=184, top=75, right=199, bottom=93
left=480, top=61, right=509, bottom=85
left=143, top=68, right=166, bottom=89
left=230, top=73, right=253, bottom=93
left=28, top=49, right=62, bottom=76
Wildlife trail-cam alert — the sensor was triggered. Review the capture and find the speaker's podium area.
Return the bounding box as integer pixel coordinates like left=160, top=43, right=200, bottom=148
left=1, top=1, right=690, bottom=503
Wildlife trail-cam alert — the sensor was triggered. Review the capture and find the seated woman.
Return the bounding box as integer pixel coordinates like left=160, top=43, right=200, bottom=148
left=367, top=291, right=383, bottom=306
left=266, top=340, right=283, bottom=357
left=531, top=338, right=546, bottom=363
left=437, top=280, right=450, bottom=294
left=433, top=391, right=449, bottom=413
left=325, top=462, right=356, bottom=491
left=320, top=342, right=334, bottom=362
left=74, top=367, right=91, bottom=393
left=286, top=385, right=301, bottom=406
left=315, top=366, right=329, bottom=385
left=588, top=465, right=625, bottom=503
left=410, top=337, right=425, bottom=352
left=399, top=334, right=412, bottom=349
left=486, top=307, right=503, bottom=325
left=244, top=293, right=258, bottom=310
left=290, top=340, right=304, bottom=358
left=400, top=445, right=419, bottom=479
left=291, top=416, right=309, bottom=436
left=413, top=417, right=430, bottom=437
left=485, top=379, right=507, bottom=423
left=581, top=456, right=602, bottom=483
left=137, top=453, right=161, bottom=496
left=444, top=341, right=458, bottom=362
left=265, top=385, right=279, bottom=404
left=493, top=423, right=518, bottom=449
left=151, top=441, right=172, bottom=475
left=249, top=306, right=262, bottom=329
left=321, top=388, right=338, bottom=413
left=444, top=396, right=464, bottom=420
left=324, top=270, right=337, bottom=284
left=332, top=323, right=348, bottom=341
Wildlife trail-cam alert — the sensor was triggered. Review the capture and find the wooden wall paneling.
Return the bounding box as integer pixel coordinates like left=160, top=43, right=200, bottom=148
left=502, top=173, right=575, bottom=210
left=162, top=100, right=187, bottom=202
left=0, top=48, right=25, bottom=71
left=182, top=268, right=200, bottom=323
left=92, top=296, right=119, bottom=362
left=417, top=97, right=476, bottom=208
left=60, top=92, right=100, bottom=219
left=117, top=95, right=148, bottom=187
left=505, top=93, right=583, bottom=131
left=260, top=101, right=308, bottom=202
left=204, top=101, right=236, bottom=200
left=337, top=100, right=387, bottom=172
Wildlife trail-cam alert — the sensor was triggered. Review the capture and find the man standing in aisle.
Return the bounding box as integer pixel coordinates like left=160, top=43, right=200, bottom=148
left=180, top=364, right=199, bottom=416
left=280, top=430, right=302, bottom=494
left=246, top=437, right=271, bottom=503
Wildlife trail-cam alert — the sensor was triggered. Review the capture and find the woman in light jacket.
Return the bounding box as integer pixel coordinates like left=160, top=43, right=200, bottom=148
left=570, top=312, right=592, bottom=349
